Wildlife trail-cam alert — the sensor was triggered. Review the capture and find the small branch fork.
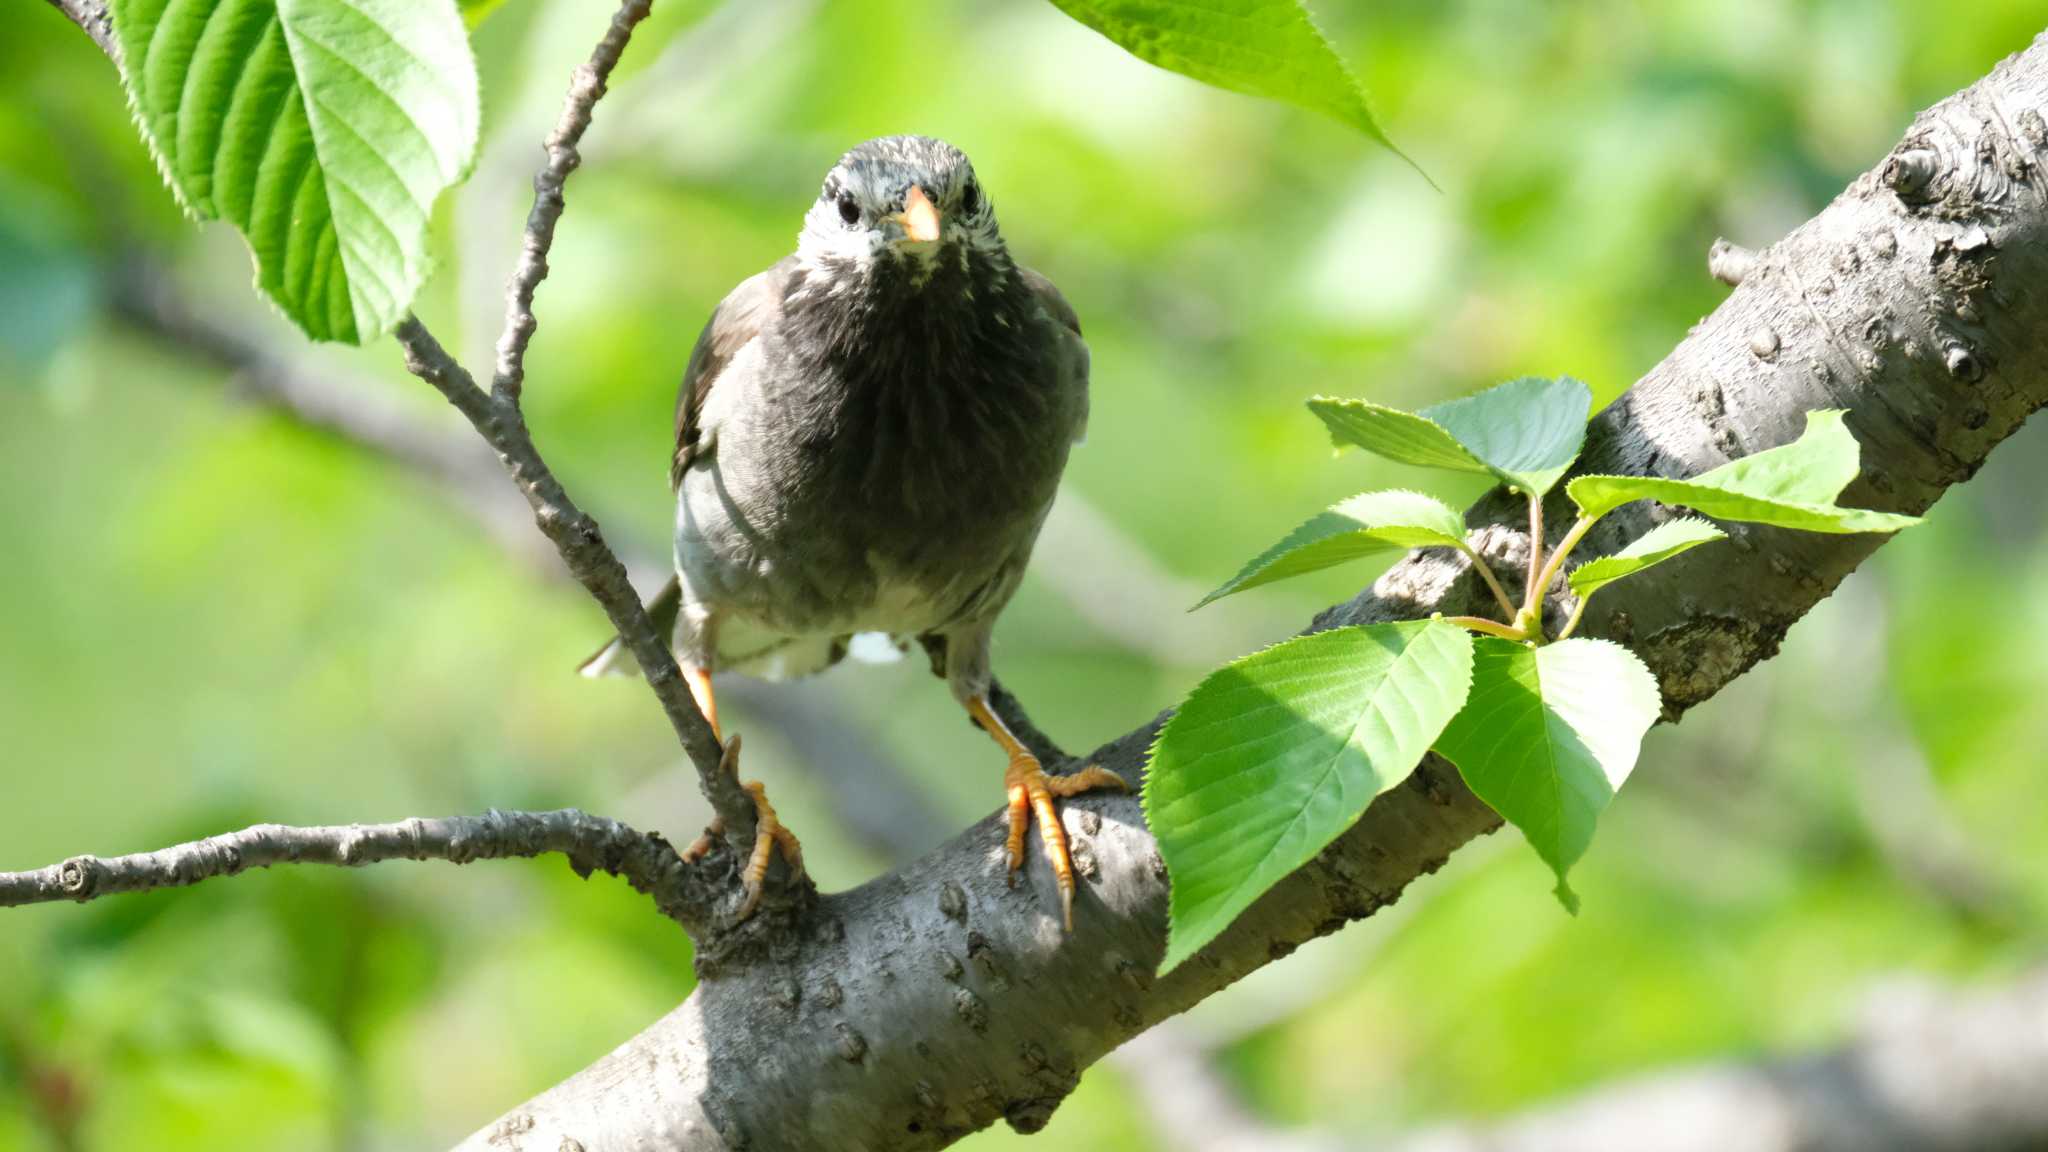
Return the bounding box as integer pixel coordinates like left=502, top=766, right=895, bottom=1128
left=388, top=0, right=763, bottom=860
left=0, top=809, right=711, bottom=925
left=40, top=0, right=767, bottom=910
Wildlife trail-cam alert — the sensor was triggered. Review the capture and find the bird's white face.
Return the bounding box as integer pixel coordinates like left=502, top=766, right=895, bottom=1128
left=796, top=136, right=1004, bottom=275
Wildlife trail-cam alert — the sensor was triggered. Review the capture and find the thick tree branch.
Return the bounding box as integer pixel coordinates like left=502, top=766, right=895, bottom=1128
left=447, top=32, right=2048, bottom=1151
left=0, top=808, right=714, bottom=925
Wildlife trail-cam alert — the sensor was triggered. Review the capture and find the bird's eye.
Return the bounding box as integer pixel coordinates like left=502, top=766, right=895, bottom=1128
left=836, top=192, right=861, bottom=226
left=960, top=179, right=981, bottom=215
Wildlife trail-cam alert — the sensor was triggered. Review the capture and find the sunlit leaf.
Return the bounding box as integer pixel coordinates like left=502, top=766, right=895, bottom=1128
left=1310, top=377, right=1591, bottom=496
left=1197, top=490, right=1469, bottom=608
left=1433, top=637, right=1659, bottom=912
left=1147, top=620, right=1475, bottom=972
left=1567, top=517, right=1725, bottom=600
left=110, top=0, right=479, bottom=343
left=1567, top=410, right=1921, bottom=533
left=459, top=0, right=508, bottom=28
left=1045, top=0, right=1396, bottom=150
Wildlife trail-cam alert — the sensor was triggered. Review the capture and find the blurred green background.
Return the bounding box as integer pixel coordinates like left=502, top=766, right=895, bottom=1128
left=5, top=1, right=2047, bottom=1148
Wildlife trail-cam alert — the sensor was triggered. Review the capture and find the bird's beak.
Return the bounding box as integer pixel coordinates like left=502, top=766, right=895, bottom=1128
left=894, top=185, right=942, bottom=244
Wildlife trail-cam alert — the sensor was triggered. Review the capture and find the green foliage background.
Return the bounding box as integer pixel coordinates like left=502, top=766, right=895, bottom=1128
left=4, top=0, right=2047, bottom=1148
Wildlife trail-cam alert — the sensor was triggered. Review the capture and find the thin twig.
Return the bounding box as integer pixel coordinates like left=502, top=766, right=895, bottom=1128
left=42, top=0, right=118, bottom=62
left=492, top=0, right=653, bottom=403
left=1522, top=493, right=1545, bottom=608
left=393, top=318, right=756, bottom=847
left=0, top=809, right=712, bottom=927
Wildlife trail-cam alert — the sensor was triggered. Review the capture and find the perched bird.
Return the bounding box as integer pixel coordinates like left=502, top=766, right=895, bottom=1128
left=583, top=135, right=1122, bottom=926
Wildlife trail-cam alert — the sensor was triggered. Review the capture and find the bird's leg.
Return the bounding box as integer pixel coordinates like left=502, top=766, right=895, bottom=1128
left=967, top=692, right=1125, bottom=930
left=676, top=668, right=803, bottom=919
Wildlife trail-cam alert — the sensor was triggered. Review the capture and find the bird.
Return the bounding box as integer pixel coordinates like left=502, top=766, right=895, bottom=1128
left=581, top=135, right=1123, bottom=927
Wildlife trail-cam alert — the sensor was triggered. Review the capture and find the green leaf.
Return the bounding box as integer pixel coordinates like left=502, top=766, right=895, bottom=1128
left=1309, top=377, right=1592, bottom=497
left=1197, top=490, right=1469, bottom=609
left=459, top=0, right=508, bottom=28
left=1146, top=620, right=1475, bottom=973
left=1567, top=411, right=1922, bottom=533
left=110, top=0, right=480, bottom=343
left=1567, top=518, right=1725, bottom=600
left=1433, top=637, right=1660, bottom=912
left=1045, top=0, right=1396, bottom=150
left=1308, top=396, right=1485, bottom=473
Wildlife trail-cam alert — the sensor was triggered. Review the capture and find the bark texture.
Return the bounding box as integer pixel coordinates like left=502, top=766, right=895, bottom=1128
left=457, top=30, right=2048, bottom=1152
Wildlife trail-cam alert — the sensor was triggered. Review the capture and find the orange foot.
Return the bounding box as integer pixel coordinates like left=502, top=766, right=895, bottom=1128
left=969, top=693, right=1125, bottom=929
left=680, top=734, right=805, bottom=920
left=1002, top=750, right=1126, bottom=929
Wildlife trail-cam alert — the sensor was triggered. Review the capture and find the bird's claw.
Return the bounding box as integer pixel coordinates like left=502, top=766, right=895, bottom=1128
left=678, top=734, right=805, bottom=921
left=1002, top=753, right=1126, bottom=930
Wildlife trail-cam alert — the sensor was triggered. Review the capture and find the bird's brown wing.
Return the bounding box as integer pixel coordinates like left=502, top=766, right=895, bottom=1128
left=1020, top=264, right=1089, bottom=443
left=1020, top=264, right=1080, bottom=337
left=670, top=255, right=797, bottom=491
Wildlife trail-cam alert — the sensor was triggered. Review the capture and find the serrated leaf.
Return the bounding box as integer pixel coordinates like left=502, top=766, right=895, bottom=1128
left=1567, top=410, right=1921, bottom=533
left=111, top=0, right=479, bottom=343
left=1433, top=637, right=1659, bottom=912
left=1045, top=0, right=1397, bottom=151
left=1197, top=490, right=1469, bottom=609
left=1309, top=396, right=1485, bottom=472
left=1309, top=377, right=1592, bottom=497
left=1146, top=620, right=1475, bottom=973
left=1421, top=376, right=1591, bottom=497
left=1567, top=518, right=1725, bottom=600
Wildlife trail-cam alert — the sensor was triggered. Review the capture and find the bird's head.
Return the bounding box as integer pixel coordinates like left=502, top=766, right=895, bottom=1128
left=797, top=136, right=1003, bottom=279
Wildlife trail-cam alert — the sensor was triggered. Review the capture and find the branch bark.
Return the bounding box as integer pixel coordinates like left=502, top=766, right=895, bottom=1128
left=447, top=32, right=2048, bottom=1151
left=0, top=808, right=713, bottom=924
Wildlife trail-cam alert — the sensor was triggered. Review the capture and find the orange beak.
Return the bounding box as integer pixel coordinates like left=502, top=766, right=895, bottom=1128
left=896, top=185, right=942, bottom=244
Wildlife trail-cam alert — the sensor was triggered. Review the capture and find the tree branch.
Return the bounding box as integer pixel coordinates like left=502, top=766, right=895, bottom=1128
left=0, top=808, right=714, bottom=926
left=445, top=32, right=2048, bottom=1149
left=492, top=0, right=651, bottom=405
left=390, top=318, right=759, bottom=865
left=384, top=0, right=767, bottom=886
left=42, top=0, right=116, bottom=63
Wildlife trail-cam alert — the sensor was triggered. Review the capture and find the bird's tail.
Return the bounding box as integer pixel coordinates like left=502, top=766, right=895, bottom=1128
left=577, top=575, right=683, bottom=678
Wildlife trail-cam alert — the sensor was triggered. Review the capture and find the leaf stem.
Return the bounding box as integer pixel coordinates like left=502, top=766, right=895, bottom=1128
left=1466, top=550, right=1520, bottom=621
left=1522, top=494, right=1545, bottom=608
left=1558, top=594, right=1591, bottom=641
left=1446, top=615, right=1528, bottom=641
left=1529, top=514, right=1599, bottom=608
